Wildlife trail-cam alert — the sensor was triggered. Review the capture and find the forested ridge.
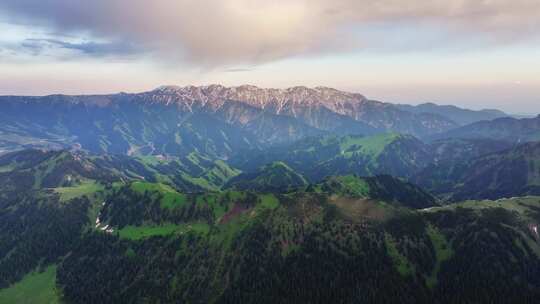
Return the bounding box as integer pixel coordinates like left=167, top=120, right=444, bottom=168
left=1, top=149, right=540, bottom=303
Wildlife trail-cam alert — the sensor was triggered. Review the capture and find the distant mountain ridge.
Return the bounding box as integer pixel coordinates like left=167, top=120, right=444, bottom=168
left=432, top=115, right=540, bottom=143
left=0, top=85, right=464, bottom=158
left=147, top=85, right=458, bottom=136
left=396, top=102, right=508, bottom=126
left=0, top=84, right=528, bottom=163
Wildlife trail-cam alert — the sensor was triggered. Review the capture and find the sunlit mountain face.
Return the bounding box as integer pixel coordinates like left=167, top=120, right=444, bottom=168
left=1, top=1, right=540, bottom=304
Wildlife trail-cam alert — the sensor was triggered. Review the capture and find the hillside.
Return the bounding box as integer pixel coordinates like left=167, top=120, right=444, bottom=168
left=231, top=133, right=434, bottom=181
left=309, top=175, right=438, bottom=209
left=64, top=193, right=538, bottom=303
left=415, top=142, right=540, bottom=201
left=0, top=149, right=241, bottom=198
left=429, top=138, right=514, bottom=163
left=0, top=150, right=116, bottom=200
left=225, top=161, right=308, bottom=192
left=0, top=150, right=539, bottom=303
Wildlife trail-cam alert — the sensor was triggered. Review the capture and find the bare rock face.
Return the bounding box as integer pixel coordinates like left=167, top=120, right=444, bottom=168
left=143, top=84, right=457, bottom=136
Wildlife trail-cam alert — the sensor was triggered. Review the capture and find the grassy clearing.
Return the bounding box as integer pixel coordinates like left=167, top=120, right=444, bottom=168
left=195, top=191, right=249, bottom=220
left=425, top=225, right=454, bottom=288
left=384, top=233, right=414, bottom=277
left=137, top=155, right=163, bottom=166
left=131, top=182, right=187, bottom=209
left=259, top=194, right=279, bottom=209
left=225, top=191, right=246, bottom=201
left=337, top=175, right=370, bottom=196
left=118, top=223, right=210, bottom=241
left=54, top=180, right=104, bottom=202
left=317, top=175, right=370, bottom=197
left=330, top=197, right=392, bottom=222
left=340, top=133, right=400, bottom=158
left=0, top=265, right=59, bottom=304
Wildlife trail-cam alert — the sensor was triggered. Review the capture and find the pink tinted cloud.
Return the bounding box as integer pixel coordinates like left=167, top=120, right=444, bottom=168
left=1, top=0, right=539, bottom=65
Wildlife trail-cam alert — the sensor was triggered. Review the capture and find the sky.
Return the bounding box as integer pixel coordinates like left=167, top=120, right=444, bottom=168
left=0, top=0, right=539, bottom=114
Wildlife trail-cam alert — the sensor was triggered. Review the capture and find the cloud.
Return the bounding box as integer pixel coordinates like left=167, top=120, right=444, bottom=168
left=1, top=0, right=539, bottom=66
left=224, top=68, right=255, bottom=73
left=21, top=38, right=139, bottom=57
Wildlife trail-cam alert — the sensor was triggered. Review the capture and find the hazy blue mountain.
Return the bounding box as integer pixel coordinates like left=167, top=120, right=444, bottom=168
left=396, top=102, right=508, bottom=126
left=429, top=137, right=514, bottom=163
left=0, top=85, right=461, bottom=157
left=431, top=115, right=540, bottom=143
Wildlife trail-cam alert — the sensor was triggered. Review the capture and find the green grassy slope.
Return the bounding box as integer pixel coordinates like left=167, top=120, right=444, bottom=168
left=53, top=180, right=105, bottom=203
left=311, top=174, right=438, bottom=209
left=118, top=223, right=210, bottom=240
left=0, top=265, right=59, bottom=304
left=339, top=133, right=401, bottom=158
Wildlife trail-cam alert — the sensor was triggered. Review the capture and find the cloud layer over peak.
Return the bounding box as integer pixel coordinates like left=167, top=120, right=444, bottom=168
left=1, top=0, right=540, bottom=65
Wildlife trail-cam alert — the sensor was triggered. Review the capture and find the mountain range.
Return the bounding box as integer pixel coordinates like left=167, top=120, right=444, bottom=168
left=396, top=102, right=507, bottom=126
left=0, top=85, right=510, bottom=158
left=2, top=85, right=540, bottom=303
left=432, top=115, right=540, bottom=143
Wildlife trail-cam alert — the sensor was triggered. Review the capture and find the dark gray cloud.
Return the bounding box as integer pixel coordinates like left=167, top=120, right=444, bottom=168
left=21, top=38, right=139, bottom=57
left=1, top=0, right=539, bottom=66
